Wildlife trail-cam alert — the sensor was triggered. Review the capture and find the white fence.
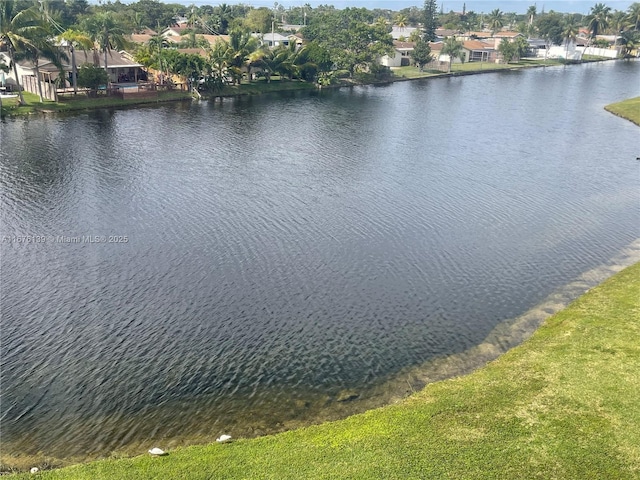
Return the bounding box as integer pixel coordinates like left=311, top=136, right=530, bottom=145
left=21, top=75, right=58, bottom=101
left=578, top=46, right=621, bottom=58
left=536, top=44, right=621, bottom=60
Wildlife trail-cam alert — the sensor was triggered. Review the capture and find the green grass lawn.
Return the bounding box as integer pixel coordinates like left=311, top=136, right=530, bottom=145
left=213, top=78, right=316, bottom=97
left=0, top=81, right=315, bottom=117
left=1, top=90, right=192, bottom=117
left=393, top=58, right=567, bottom=80
left=8, top=262, right=639, bottom=479
left=605, top=97, right=640, bottom=126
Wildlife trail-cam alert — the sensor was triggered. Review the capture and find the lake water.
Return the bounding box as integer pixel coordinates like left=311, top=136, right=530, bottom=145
left=1, top=61, right=639, bottom=463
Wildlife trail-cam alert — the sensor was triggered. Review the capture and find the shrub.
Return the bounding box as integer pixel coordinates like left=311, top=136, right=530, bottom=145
left=77, top=65, right=108, bottom=91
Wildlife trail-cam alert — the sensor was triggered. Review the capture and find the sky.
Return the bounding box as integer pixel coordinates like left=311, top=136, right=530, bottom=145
left=165, top=1, right=635, bottom=14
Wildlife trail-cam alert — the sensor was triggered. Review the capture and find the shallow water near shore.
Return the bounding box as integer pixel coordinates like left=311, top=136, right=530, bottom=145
left=1, top=61, right=639, bottom=466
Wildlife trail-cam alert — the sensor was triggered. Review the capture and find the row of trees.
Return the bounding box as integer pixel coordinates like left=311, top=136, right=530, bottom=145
left=1, top=1, right=138, bottom=104
left=133, top=14, right=392, bottom=94
left=412, top=2, right=640, bottom=40
left=2, top=0, right=639, bottom=105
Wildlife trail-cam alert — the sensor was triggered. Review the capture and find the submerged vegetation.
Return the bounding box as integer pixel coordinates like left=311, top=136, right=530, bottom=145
left=7, top=262, right=640, bottom=478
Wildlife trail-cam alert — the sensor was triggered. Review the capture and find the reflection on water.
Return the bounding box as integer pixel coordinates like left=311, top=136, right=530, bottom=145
left=1, top=61, right=639, bottom=465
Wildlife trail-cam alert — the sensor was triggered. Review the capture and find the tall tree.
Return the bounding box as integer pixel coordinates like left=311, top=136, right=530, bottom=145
left=441, top=35, right=463, bottom=72
left=586, top=3, right=611, bottom=39
left=609, top=10, right=629, bottom=35
left=0, top=52, right=9, bottom=111
left=15, top=26, right=67, bottom=102
left=563, top=19, right=579, bottom=58
left=536, top=12, right=565, bottom=46
left=227, top=27, right=259, bottom=84
left=59, top=29, right=93, bottom=94
left=408, top=29, right=422, bottom=42
left=618, top=29, right=640, bottom=56
left=410, top=39, right=432, bottom=71
left=244, top=7, right=273, bottom=34
left=423, top=0, right=438, bottom=42
left=131, top=0, right=176, bottom=32
left=527, top=5, right=537, bottom=25
left=302, top=8, right=392, bottom=77
left=498, top=39, right=516, bottom=62
left=629, top=2, right=640, bottom=31
left=131, top=11, right=147, bottom=34
left=186, top=4, right=199, bottom=29
left=488, top=9, right=504, bottom=35
left=213, top=3, right=233, bottom=34
left=0, top=2, right=41, bottom=105
left=394, top=14, right=408, bottom=30
left=83, top=11, right=128, bottom=77
left=207, top=39, right=232, bottom=83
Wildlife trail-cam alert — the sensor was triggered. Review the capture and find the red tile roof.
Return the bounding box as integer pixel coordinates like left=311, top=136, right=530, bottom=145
left=463, top=40, right=494, bottom=50
left=393, top=41, right=416, bottom=49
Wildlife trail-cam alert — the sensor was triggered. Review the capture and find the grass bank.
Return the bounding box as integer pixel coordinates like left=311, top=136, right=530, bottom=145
left=0, top=90, right=192, bottom=118
left=391, top=57, right=612, bottom=81
left=207, top=78, right=316, bottom=98
left=10, top=262, right=640, bottom=479
left=2, top=58, right=615, bottom=117
left=605, top=96, right=640, bottom=126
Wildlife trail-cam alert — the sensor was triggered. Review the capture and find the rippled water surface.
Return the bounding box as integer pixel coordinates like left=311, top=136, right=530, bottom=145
left=1, top=62, right=639, bottom=461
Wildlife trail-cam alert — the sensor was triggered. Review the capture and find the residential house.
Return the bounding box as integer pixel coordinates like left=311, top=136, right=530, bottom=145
left=0, top=48, right=145, bottom=88
left=461, top=40, right=496, bottom=62
left=380, top=41, right=416, bottom=67
left=435, top=28, right=459, bottom=40
left=259, top=32, right=292, bottom=48
left=491, top=31, right=523, bottom=50
left=460, top=31, right=492, bottom=41
left=162, top=26, right=192, bottom=38
left=129, top=33, right=155, bottom=44
left=281, top=24, right=305, bottom=32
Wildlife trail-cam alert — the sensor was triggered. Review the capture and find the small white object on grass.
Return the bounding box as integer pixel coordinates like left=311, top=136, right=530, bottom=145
left=30, top=467, right=39, bottom=474
left=216, top=434, right=232, bottom=443
left=148, top=447, right=167, bottom=456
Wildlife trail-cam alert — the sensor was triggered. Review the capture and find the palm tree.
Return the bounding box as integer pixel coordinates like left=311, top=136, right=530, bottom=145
left=275, top=42, right=302, bottom=80
left=394, top=14, right=408, bottom=30
left=247, top=47, right=271, bottom=82
left=527, top=5, right=537, bottom=25
left=0, top=2, right=41, bottom=105
left=59, top=29, right=93, bottom=94
left=148, top=33, right=169, bottom=52
left=0, top=56, right=9, bottom=111
left=442, top=36, right=463, bottom=72
left=609, top=10, right=629, bottom=37
left=618, top=29, right=639, bottom=56
left=628, top=2, right=640, bottom=31
left=227, top=27, right=258, bottom=84
left=563, top=19, right=579, bottom=59
left=83, top=11, right=128, bottom=79
left=586, top=3, right=611, bottom=39
left=213, top=3, right=233, bottom=34
left=179, top=31, right=201, bottom=48
left=488, top=9, right=504, bottom=35
left=14, top=26, right=67, bottom=103
left=131, top=12, right=147, bottom=34
left=186, top=5, right=199, bottom=29
left=146, top=33, right=170, bottom=77
left=208, top=39, right=232, bottom=83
